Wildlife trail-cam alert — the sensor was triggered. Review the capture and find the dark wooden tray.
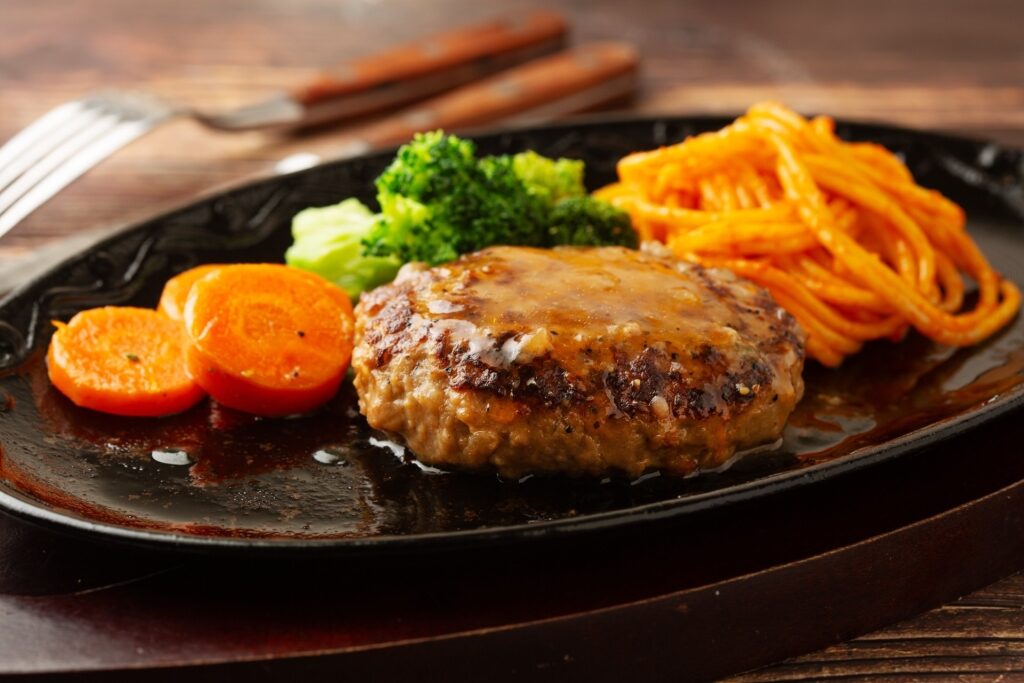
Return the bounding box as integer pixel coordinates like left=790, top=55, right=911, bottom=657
left=2, top=406, right=1023, bottom=681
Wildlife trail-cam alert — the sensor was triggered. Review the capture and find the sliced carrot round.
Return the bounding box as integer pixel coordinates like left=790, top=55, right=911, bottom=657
left=183, top=264, right=354, bottom=417
left=158, top=264, right=226, bottom=321
left=47, top=307, right=206, bottom=417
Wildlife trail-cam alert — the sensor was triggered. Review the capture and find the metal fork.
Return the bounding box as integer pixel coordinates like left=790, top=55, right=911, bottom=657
left=0, top=89, right=342, bottom=237
left=0, top=10, right=570, bottom=240
left=0, top=92, right=173, bottom=237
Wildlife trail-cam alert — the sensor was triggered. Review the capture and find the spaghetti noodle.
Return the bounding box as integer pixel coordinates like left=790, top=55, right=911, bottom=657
left=596, top=102, right=1021, bottom=366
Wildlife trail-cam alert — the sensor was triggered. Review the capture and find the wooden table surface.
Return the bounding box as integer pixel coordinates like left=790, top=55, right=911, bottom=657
left=2, top=0, right=1024, bottom=679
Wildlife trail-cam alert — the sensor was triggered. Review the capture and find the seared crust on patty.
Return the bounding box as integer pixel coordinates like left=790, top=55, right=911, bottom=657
left=353, top=245, right=804, bottom=478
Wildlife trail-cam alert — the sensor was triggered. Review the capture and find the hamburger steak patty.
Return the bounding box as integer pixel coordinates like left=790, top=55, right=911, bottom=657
left=352, top=245, right=805, bottom=478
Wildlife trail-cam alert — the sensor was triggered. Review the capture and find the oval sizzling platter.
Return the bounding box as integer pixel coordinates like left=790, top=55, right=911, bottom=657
left=0, top=116, right=1021, bottom=553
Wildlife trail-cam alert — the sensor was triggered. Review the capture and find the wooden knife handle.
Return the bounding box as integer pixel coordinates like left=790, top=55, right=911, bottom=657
left=352, top=43, right=639, bottom=149
left=293, top=10, right=567, bottom=117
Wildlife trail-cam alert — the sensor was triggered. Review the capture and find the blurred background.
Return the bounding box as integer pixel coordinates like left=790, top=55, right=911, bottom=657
left=1, top=0, right=1022, bottom=269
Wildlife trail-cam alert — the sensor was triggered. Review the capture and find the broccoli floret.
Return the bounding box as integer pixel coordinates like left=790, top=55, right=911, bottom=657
left=359, top=130, right=637, bottom=268
left=546, top=196, right=638, bottom=249
left=364, top=131, right=548, bottom=265
left=511, top=150, right=585, bottom=204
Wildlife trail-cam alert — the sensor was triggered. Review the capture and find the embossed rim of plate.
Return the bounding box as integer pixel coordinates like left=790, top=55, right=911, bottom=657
left=0, top=114, right=1021, bottom=554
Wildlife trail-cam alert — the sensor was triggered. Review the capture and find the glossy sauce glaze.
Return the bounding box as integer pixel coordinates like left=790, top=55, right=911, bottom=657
left=390, top=245, right=797, bottom=373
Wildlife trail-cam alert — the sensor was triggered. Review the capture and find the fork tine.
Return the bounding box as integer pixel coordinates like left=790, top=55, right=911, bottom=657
left=0, top=111, right=126, bottom=215
left=0, top=99, right=106, bottom=191
left=0, top=111, right=108, bottom=195
left=0, top=117, right=156, bottom=239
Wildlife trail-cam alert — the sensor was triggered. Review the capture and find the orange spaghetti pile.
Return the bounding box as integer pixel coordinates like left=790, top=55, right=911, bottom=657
left=596, top=102, right=1021, bottom=366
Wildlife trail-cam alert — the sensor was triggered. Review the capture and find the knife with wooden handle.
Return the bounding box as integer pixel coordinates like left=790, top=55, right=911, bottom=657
left=236, top=10, right=569, bottom=129
left=285, top=42, right=639, bottom=165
